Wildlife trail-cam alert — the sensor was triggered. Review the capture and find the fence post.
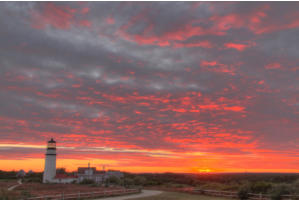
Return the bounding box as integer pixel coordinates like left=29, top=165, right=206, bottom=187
left=259, top=193, right=262, bottom=200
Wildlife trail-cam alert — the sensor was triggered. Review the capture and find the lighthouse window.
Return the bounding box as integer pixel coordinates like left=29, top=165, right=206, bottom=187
left=48, top=143, right=56, bottom=148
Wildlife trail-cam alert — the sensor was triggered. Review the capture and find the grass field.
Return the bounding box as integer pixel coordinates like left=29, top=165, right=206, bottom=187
left=126, top=192, right=232, bottom=200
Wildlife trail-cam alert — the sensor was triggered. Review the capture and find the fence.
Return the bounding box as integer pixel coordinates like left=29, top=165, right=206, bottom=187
left=24, top=188, right=140, bottom=200
left=190, top=189, right=238, bottom=198
left=190, top=189, right=299, bottom=200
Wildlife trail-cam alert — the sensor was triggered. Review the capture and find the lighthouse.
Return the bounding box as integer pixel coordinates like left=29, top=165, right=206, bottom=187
left=43, top=138, right=56, bottom=183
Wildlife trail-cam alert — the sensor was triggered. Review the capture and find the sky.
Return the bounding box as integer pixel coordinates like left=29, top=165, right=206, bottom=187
left=0, top=2, right=298, bottom=173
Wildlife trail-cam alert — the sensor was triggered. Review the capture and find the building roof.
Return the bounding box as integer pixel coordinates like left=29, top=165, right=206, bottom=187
left=77, top=167, right=106, bottom=175
left=77, top=167, right=96, bottom=174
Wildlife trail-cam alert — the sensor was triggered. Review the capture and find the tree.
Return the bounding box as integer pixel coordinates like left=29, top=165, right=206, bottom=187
left=56, top=168, right=66, bottom=174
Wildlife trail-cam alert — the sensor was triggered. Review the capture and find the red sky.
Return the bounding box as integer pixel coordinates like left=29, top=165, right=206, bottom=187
left=0, top=2, right=298, bottom=173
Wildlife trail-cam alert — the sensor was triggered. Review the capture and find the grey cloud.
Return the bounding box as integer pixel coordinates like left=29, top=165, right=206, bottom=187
left=0, top=2, right=298, bottom=159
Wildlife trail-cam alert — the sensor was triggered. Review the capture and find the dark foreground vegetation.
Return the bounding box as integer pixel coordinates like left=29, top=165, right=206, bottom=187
left=1, top=170, right=299, bottom=200
left=126, top=191, right=230, bottom=200
left=123, top=172, right=299, bottom=199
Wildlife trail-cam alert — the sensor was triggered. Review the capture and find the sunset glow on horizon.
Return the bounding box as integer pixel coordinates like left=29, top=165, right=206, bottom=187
left=0, top=2, right=298, bottom=173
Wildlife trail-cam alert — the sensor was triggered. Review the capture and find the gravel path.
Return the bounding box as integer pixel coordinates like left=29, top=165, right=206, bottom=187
left=94, top=190, right=162, bottom=200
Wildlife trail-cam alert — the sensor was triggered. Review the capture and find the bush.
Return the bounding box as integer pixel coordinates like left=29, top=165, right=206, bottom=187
left=133, top=176, right=147, bottom=186
left=270, top=184, right=291, bottom=200
left=292, top=179, right=299, bottom=193
left=124, top=178, right=134, bottom=186
left=80, top=179, right=95, bottom=184
left=91, top=183, right=98, bottom=187
left=143, top=180, right=159, bottom=186
left=106, top=176, right=121, bottom=185
left=0, top=189, right=18, bottom=200
left=24, top=177, right=42, bottom=183
left=238, top=185, right=250, bottom=200
left=200, top=182, right=227, bottom=190
left=21, top=190, right=31, bottom=198
left=250, top=181, right=272, bottom=193
left=56, top=168, right=67, bottom=174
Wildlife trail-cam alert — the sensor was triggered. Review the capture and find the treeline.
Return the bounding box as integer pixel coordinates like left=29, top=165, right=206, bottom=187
left=0, top=170, right=17, bottom=179
left=126, top=172, right=299, bottom=187
left=0, top=170, right=43, bottom=183
left=122, top=172, right=299, bottom=197
left=1, top=170, right=298, bottom=188
left=191, top=173, right=299, bottom=184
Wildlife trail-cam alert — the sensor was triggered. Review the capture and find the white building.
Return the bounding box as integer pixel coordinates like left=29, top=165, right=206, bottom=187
left=77, top=164, right=106, bottom=183
left=52, top=174, right=78, bottom=184
left=77, top=165, right=124, bottom=184
left=43, top=138, right=57, bottom=183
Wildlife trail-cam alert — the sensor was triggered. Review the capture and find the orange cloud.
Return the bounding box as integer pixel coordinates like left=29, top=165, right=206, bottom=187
left=201, top=60, right=218, bottom=67
left=224, top=42, right=255, bottom=51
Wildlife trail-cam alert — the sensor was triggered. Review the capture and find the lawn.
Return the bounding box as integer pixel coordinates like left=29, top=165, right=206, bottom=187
left=126, top=192, right=232, bottom=200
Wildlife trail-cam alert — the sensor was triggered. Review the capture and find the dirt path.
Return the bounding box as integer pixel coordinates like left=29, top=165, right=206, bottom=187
left=8, top=179, right=22, bottom=191
left=94, top=190, right=162, bottom=200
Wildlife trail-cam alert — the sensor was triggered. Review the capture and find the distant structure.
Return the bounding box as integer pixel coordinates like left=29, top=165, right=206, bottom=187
left=42, top=138, right=123, bottom=184
left=16, top=169, right=26, bottom=178
left=77, top=162, right=106, bottom=183
left=77, top=164, right=123, bottom=184
left=43, top=138, right=57, bottom=183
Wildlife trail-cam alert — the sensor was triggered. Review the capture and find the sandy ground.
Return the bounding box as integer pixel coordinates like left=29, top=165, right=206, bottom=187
left=95, top=190, right=162, bottom=200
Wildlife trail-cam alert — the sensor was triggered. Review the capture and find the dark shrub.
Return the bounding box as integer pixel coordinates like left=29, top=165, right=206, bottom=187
left=251, top=181, right=272, bottom=193
left=80, top=179, right=95, bottom=184
left=106, top=176, right=121, bottom=185
left=238, top=185, right=250, bottom=200
left=21, top=190, right=31, bottom=198
left=0, top=189, right=18, bottom=200
left=56, top=168, right=67, bottom=174
left=124, top=178, right=134, bottom=187
left=133, top=176, right=147, bottom=186
left=271, top=184, right=291, bottom=200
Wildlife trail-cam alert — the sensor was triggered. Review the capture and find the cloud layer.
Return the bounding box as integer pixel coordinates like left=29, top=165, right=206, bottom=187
left=0, top=2, right=298, bottom=173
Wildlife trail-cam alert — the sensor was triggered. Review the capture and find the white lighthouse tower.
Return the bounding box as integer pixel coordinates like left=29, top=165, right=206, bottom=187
left=43, top=138, right=56, bottom=183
